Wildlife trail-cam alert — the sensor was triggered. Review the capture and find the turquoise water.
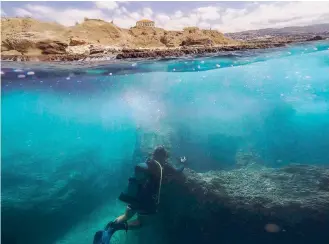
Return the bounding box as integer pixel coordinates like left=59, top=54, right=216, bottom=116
left=1, top=41, right=329, bottom=244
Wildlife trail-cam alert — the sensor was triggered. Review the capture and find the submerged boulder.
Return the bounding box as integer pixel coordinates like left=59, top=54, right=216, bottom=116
left=1, top=149, right=130, bottom=244
left=160, top=164, right=329, bottom=244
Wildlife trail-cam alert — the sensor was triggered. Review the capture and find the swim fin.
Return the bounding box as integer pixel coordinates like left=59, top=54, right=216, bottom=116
left=93, top=228, right=114, bottom=244
left=93, top=221, right=128, bottom=244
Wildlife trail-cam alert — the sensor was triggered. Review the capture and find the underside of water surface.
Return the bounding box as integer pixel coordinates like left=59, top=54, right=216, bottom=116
left=1, top=41, right=329, bottom=244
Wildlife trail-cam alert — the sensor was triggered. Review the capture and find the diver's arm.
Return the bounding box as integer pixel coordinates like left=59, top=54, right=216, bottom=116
left=174, top=164, right=185, bottom=173
left=175, top=156, right=187, bottom=172
left=165, top=156, right=187, bottom=174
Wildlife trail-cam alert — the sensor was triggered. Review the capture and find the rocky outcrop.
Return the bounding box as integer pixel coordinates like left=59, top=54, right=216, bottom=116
left=1, top=42, right=288, bottom=62
left=307, top=35, right=324, bottom=41
left=1, top=149, right=132, bottom=244
left=116, top=43, right=286, bottom=59
left=89, top=45, right=106, bottom=55
left=160, top=164, right=329, bottom=244
left=69, top=37, right=87, bottom=46
left=181, top=37, right=213, bottom=46
left=66, top=45, right=90, bottom=55
left=1, top=50, right=22, bottom=56
left=1, top=33, right=37, bottom=54
left=36, top=40, right=68, bottom=54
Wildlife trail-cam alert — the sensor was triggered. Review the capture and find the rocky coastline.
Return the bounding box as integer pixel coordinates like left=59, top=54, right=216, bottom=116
left=2, top=17, right=328, bottom=63
left=0, top=42, right=289, bottom=62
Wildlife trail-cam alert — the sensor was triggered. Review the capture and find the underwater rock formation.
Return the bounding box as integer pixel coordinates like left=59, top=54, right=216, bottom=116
left=160, top=164, right=329, bottom=244
left=1, top=150, right=131, bottom=244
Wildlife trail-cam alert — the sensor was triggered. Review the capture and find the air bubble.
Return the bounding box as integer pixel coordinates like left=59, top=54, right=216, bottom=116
left=18, top=74, right=26, bottom=78
left=27, top=71, right=35, bottom=75
left=216, top=64, right=221, bottom=68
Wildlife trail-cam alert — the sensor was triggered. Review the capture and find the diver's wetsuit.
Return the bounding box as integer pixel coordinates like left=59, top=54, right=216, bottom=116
left=93, top=158, right=185, bottom=244
left=119, top=158, right=185, bottom=215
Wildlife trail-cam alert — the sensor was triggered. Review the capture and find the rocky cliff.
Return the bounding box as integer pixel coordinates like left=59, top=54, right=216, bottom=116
left=1, top=17, right=237, bottom=56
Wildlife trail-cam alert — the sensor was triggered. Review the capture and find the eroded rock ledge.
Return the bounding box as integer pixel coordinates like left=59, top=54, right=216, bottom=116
left=1, top=43, right=286, bottom=62
left=160, top=164, right=329, bottom=244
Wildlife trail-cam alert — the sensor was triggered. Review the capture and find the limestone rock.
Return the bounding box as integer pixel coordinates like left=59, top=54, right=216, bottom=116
left=1, top=50, right=22, bottom=56
left=161, top=164, right=329, bottom=243
left=2, top=33, right=36, bottom=54
left=66, top=45, right=90, bottom=55
left=89, top=45, right=106, bottom=55
left=307, top=35, right=324, bottom=41
left=36, top=40, right=68, bottom=54
left=181, top=37, right=213, bottom=46
left=1, top=149, right=128, bottom=244
left=69, top=37, right=87, bottom=46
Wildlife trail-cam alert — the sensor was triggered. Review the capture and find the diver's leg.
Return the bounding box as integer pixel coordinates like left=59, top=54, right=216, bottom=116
left=127, top=214, right=149, bottom=230
left=115, top=205, right=136, bottom=223
left=105, top=205, right=136, bottom=230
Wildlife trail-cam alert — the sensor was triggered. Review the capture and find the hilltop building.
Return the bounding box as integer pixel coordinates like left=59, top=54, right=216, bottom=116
left=136, top=19, right=155, bottom=28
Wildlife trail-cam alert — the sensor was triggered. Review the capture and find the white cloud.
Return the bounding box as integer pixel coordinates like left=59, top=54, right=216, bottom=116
left=174, top=11, right=183, bottom=18
left=155, top=14, right=170, bottom=25
left=199, top=21, right=211, bottom=29
left=114, top=8, right=122, bottom=15
left=121, top=7, right=128, bottom=14
left=94, top=1, right=118, bottom=10
left=15, top=4, right=108, bottom=26
left=129, top=12, right=141, bottom=21
left=143, top=8, right=153, bottom=17
left=219, top=2, right=329, bottom=32
left=8, top=2, right=329, bottom=32
left=113, top=17, right=136, bottom=28
left=14, top=8, right=33, bottom=17
left=1, top=9, right=7, bottom=16
left=26, top=4, right=53, bottom=14
left=195, top=6, right=220, bottom=21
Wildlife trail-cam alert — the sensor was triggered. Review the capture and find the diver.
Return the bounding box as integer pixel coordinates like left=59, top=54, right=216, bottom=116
left=93, top=145, right=187, bottom=244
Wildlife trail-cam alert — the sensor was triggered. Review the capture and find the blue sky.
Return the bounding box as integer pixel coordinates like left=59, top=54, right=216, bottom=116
left=1, top=1, right=329, bottom=32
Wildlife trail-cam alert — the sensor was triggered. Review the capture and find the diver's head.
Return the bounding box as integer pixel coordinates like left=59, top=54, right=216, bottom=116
left=152, top=145, right=169, bottom=162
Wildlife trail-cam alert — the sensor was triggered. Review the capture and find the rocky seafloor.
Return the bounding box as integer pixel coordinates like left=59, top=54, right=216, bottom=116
left=2, top=126, right=329, bottom=244
left=160, top=163, right=329, bottom=244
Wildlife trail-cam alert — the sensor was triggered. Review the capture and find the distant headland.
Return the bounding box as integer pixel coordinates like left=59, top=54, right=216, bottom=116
left=1, top=17, right=328, bottom=62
